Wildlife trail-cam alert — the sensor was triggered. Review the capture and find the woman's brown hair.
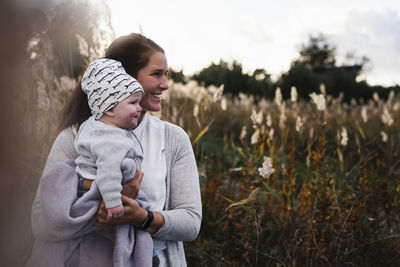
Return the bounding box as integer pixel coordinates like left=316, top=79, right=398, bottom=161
left=58, top=33, right=164, bottom=132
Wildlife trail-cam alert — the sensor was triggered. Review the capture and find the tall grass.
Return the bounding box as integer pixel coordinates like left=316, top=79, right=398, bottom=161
left=160, top=82, right=400, bottom=266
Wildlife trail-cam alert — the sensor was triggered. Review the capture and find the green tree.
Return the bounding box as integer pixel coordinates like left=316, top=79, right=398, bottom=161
left=169, top=68, right=187, bottom=84
left=191, top=60, right=274, bottom=98
left=299, top=33, right=336, bottom=68
left=277, top=33, right=379, bottom=101
left=278, top=61, right=320, bottom=99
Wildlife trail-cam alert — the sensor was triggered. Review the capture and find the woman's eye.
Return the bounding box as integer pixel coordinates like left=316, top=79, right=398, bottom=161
left=152, top=72, right=163, bottom=77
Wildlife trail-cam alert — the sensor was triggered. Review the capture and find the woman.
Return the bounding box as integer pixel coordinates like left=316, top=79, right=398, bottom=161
left=30, top=33, right=202, bottom=266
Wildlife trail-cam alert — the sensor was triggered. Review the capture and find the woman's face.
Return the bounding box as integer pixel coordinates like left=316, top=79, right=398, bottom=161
left=137, top=52, right=169, bottom=112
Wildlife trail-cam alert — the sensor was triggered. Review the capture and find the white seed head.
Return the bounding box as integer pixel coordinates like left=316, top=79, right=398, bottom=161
left=268, top=128, right=275, bottom=140
left=251, top=109, right=263, bottom=125
left=373, top=92, right=380, bottom=102
left=266, top=113, right=272, bottom=127
left=340, top=127, right=348, bottom=147
left=274, top=87, right=282, bottom=106
left=258, top=156, right=275, bottom=179
left=279, top=103, right=287, bottom=129
left=221, top=97, right=227, bottom=111
left=381, top=106, right=394, bottom=126
left=240, top=126, right=247, bottom=140
left=361, top=106, right=368, bottom=123
left=319, top=83, right=326, bottom=95
left=212, top=85, right=224, bottom=102
left=296, top=116, right=303, bottom=132
left=290, top=86, right=298, bottom=102
left=193, top=103, right=199, bottom=118
left=381, top=131, right=388, bottom=142
left=309, top=92, right=326, bottom=111
left=251, top=128, right=260, bottom=144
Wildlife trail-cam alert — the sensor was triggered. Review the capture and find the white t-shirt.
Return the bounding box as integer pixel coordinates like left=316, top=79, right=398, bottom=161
left=133, top=113, right=168, bottom=264
left=133, top=113, right=167, bottom=211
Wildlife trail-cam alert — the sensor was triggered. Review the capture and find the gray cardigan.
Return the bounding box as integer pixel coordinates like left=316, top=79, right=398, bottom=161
left=31, top=117, right=202, bottom=267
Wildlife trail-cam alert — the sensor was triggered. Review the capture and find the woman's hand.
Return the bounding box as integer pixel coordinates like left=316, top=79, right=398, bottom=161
left=95, top=168, right=145, bottom=226
left=96, top=195, right=147, bottom=226
left=96, top=196, right=165, bottom=234
left=121, top=168, right=144, bottom=199
left=95, top=168, right=165, bottom=233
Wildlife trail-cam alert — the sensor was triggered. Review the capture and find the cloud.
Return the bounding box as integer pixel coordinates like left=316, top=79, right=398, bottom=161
left=333, top=9, right=400, bottom=86
left=108, top=0, right=400, bottom=86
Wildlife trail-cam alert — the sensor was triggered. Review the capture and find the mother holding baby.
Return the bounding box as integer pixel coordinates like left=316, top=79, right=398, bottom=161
left=28, top=33, right=202, bottom=267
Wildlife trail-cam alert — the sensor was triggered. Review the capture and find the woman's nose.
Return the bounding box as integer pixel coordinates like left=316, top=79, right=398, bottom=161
left=160, top=76, right=168, bottom=90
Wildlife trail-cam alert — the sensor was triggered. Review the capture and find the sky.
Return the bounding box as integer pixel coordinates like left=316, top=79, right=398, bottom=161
left=106, top=0, right=400, bottom=86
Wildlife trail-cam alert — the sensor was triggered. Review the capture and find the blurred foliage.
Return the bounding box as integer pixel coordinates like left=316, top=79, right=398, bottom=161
left=0, top=0, right=112, bottom=266
left=0, top=2, right=40, bottom=265
left=28, top=0, right=113, bottom=147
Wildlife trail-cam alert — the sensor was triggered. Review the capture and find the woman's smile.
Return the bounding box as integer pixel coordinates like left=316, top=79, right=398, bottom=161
left=137, top=52, right=169, bottom=112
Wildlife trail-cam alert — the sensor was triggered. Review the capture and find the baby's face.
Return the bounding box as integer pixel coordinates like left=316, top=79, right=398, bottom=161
left=110, top=91, right=143, bottom=130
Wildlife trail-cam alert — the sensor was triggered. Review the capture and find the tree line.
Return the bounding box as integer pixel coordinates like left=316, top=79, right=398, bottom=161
left=171, top=34, right=400, bottom=102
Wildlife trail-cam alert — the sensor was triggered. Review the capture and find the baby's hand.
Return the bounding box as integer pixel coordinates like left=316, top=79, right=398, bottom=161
left=107, top=205, right=124, bottom=221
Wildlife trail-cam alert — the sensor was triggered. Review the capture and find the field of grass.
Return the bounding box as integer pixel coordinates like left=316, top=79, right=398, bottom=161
left=159, top=82, right=400, bottom=266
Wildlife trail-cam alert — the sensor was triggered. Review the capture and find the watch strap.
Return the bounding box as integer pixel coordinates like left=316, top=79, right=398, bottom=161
left=138, top=209, right=154, bottom=230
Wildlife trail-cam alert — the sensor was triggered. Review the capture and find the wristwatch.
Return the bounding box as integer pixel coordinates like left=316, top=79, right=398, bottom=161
left=138, top=209, right=154, bottom=230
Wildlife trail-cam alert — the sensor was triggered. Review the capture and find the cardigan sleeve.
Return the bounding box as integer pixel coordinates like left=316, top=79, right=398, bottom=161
left=153, top=124, right=202, bottom=242
left=89, top=134, right=130, bottom=209
left=31, top=127, right=77, bottom=242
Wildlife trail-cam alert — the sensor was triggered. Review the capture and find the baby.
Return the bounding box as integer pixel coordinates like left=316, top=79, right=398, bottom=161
left=74, top=58, right=144, bottom=220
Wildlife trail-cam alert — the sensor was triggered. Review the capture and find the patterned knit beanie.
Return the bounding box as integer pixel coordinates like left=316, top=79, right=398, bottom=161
left=81, top=58, right=144, bottom=120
